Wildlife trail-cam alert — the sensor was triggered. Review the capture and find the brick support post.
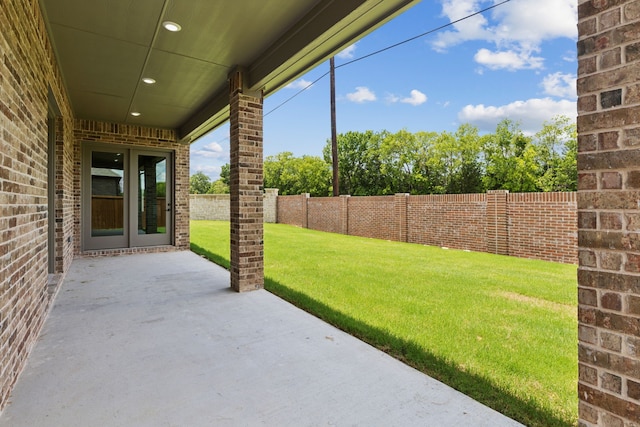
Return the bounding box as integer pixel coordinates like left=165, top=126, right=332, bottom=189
left=486, top=190, right=508, bottom=255
left=395, top=193, right=409, bottom=242
left=229, top=68, right=264, bottom=292
left=301, top=193, right=310, bottom=229
left=340, top=195, right=350, bottom=235
left=577, top=1, right=640, bottom=425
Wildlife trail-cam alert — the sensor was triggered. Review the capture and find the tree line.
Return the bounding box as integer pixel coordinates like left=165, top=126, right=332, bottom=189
left=190, top=116, right=576, bottom=196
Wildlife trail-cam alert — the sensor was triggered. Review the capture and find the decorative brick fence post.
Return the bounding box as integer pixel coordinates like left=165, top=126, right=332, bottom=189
left=340, top=195, right=350, bottom=235
left=395, top=193, right=409, bottom=243
left=229, top=68, right=264, bottom=292
left=486, top=190, right=508, bottom=256
left=301, top=193, right=310, bottom=229
left=577, top=1, right=640, bottom=424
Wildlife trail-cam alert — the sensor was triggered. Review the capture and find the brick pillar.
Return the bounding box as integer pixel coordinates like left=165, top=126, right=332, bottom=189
left=395, top=193, right=409, bottom=242
left=301, top=193, right=310, bottom=229
left=340, top=195, right=350, bottom=235
left=486, top=190, right=508, bottom=255
left=229, top=68, right=264, bottom=292
left=577, top=1, right=640, bottom=425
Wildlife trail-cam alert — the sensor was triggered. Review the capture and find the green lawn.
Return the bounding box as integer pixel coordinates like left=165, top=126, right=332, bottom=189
left=191, top=220, right=577, bottom=426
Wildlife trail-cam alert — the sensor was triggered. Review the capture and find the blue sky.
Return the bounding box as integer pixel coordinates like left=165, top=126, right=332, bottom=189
left=190, top=0, right=578, bottom=180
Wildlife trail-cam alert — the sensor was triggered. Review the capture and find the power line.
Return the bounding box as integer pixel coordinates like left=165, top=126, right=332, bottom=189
left=264, top=0, right=512, bottom=117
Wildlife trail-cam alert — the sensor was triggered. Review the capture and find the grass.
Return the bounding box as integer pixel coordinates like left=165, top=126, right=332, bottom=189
left=191, top=220, right=578, bottom=426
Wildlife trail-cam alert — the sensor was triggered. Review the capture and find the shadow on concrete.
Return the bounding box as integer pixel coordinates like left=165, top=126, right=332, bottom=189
left=263, top=276, right=572, bottom=427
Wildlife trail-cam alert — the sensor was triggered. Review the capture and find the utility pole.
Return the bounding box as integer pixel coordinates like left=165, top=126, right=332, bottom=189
left=330, top=57, right=339, bottom=196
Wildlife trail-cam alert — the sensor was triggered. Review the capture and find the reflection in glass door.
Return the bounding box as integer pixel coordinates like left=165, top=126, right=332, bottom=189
left=131, top=152, right=171, bottom=246
left=84, top=149, right=128, bottom=250
left=83, top=145, right=172, bottom=250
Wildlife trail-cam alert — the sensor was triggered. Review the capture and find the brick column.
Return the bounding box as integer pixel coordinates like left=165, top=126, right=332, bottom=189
left=229, top=68, right=264, bottom=292
left=486, top=190, right=508, bottom=255
left=577, top=1, right=640, bottom=425
left=301, top=193, right=310, bottom=229
left=395, top=193, right=409, bottom=242
left=339, top=195, right=350, bottom=235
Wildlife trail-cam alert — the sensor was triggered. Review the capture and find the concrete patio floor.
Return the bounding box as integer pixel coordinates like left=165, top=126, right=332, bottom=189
left=0, top=251, right=522, bottom=426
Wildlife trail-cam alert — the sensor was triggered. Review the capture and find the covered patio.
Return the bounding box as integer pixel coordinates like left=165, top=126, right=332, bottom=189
left=0, top=252, right=520, bottom=426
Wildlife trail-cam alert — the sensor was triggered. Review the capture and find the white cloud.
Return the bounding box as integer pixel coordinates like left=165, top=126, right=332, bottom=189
left=346, top=86, right=376, bottom=103
left=191, top=141, right=227, bottom=159
left=337, top=44, right=357, bottom=59
left=386, top=90, right=427, bottom=106
left=285, top=79, right=314, bottom=90
left=458, top=97, right=576, bottom=133
left=433, top=0, right=577, bottom=70
left=541, top=72, right=576, bottom=99
left=432, top=0, right=492, bottom=52
left=474, top=47, right=544, bottom=71
left=386, top=94, right=400, bottom=103
left=401, top=90, right=428, bottom=106
left=491, top=0, right=577, bottom=45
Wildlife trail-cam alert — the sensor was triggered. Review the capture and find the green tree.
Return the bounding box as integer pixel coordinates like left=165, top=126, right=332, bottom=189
left=264, top=152, right=331, bottom=196
left=533, top=115, right=577, bottom=192
left=425, top=125, right=484, bottom=194
left=323, top=131, right=386, bottom=195
left=208, top=179, right=229, bottom=194
left=482, top=119, right=539, bottom=192
left=189, top=171, right=211, bottom=194
left=379, top=129, right=419, bottom=194
left=156, top=182, right=166, bottom=197
left=219, top=163, right=230, bottom=186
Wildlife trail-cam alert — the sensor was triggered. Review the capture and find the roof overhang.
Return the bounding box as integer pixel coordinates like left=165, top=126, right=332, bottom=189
left=39, top=0, right=420, bottom=143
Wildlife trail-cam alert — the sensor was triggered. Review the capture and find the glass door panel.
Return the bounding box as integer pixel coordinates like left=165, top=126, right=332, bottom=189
left=83, top=145, right=172, bottom=250
left=131, top=152, right=171, bottom=247
left=83, top=147, right=128, bottom=250
left=92, top=151, right=125, bottom=236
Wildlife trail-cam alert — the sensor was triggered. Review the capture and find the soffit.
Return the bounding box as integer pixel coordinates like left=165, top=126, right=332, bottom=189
left=39, top=0, right=419, bottom=142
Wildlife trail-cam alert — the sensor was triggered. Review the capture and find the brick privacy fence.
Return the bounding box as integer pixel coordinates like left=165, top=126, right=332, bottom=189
left=190, top=188, right=278, bottom=223
left=278, top=190, right=578, bottom=264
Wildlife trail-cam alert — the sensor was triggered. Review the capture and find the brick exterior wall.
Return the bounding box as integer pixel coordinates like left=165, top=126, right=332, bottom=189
left=278, top=191, right=578, bottom=264
left=190, top=189, right=278, bottom=223
left=0, top=0, right=75, bottom=410
left=577, top=1, right=640, bottom=425
left=73, top=120, right=190, bottom=255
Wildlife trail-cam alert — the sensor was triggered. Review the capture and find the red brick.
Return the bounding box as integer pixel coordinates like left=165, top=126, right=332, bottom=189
left=579, top=133, right=598, bottom=152
left=629, top=379, right=640, bottom=400
left=579, top=173, right=598, bottom=190
left=601, top=8, right=622, bottom=30
left=601, top=252, right=623, bottom=270
left=601, top=212, right=623, bottom=229
left=629, top=294, right=640, bottom=315
left=601, top=372, right=622, bottom=393
left=580, top=363, right=599, bottom=385
left=601, top=331, right=623, bottom=352
left=601, top=47, right=622, bottom=69
left=601, top=292, right=623, bottom=310
left=579, top=211, right=598, bottom=229
left=580, top=287, right=599, bottom=306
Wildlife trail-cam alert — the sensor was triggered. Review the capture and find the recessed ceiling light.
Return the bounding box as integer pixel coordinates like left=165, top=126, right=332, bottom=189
left=142, top=77, right=156, bottom=84
left=130, top=112, right=141, bottom=117
left=162, top=21, right=181, bottom=32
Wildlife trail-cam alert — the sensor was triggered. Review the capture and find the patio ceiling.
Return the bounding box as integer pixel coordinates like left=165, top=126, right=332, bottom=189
left=39, top=0, right=419, bottom=142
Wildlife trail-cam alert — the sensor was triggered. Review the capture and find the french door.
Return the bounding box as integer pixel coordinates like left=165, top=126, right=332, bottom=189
left=83, top=144, right=172, bottom=250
